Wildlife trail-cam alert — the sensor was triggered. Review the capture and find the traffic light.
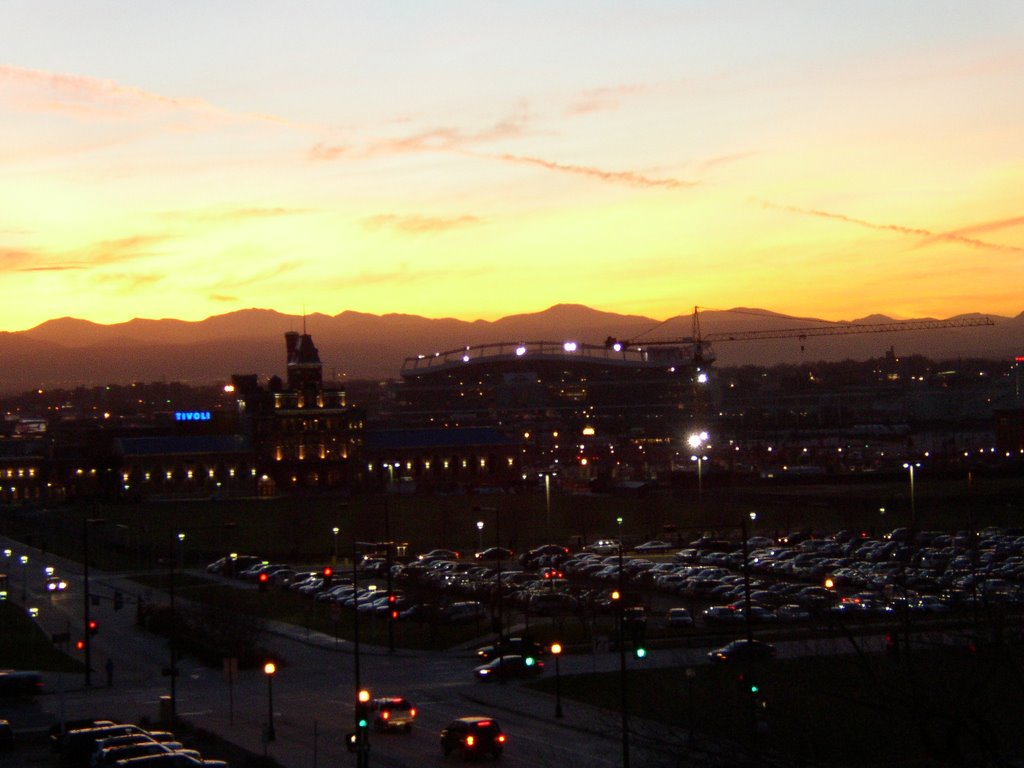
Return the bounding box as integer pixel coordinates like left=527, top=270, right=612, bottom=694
left=76, top=639, right=85, bottom=651
left=355, top=688, right=371, bottom=744
left=258, top=572, right=269, bottom=592
left=633, top=644, right=647, bottom=660
left=322, top=566, right=333, bottom=588
left=88, top=620, right=98, bottom=636
left=388, top=593, right=398, bottom=620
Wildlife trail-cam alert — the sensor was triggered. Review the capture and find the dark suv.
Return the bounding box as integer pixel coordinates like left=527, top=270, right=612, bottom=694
left=440, top=716, right=505, bottom=759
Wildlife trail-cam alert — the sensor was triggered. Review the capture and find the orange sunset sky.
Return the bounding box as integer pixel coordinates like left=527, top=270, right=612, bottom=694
left=2, top=1, right=1022, bottom=333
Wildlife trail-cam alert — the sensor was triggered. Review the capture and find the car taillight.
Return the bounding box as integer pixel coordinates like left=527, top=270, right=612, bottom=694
left=410, top=708, right=416, bottom=717
left=466, top=735, right=475, bottom=747
left=381, top=711, right=389, bottom=720
left=497, top=734, right=506, bottom=743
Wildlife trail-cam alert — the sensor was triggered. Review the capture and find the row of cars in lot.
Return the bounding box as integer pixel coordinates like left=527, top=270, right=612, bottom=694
left=208, top=525, right=1024, bottom=643
left=53, top=720, right=227, bottom=767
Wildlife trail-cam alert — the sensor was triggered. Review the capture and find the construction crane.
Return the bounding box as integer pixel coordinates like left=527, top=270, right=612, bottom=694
left=609, top=306, right=996, bottom=365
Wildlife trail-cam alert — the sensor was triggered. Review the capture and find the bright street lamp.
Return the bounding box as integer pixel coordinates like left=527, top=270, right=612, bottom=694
left=332, top=526, right=340, bottom=565
left=476, top=520, right=484, bottom=552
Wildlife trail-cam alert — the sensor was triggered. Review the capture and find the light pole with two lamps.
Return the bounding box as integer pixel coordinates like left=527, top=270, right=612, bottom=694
left=903, top=462, right=921, bottom=531
left=687, top=431, right=709, bottom=505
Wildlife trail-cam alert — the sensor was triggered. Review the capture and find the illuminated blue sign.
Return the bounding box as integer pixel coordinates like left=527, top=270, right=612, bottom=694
left=175, top=411, right=212, bottom=422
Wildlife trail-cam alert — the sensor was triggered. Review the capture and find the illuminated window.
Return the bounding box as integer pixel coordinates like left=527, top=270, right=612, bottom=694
left=208, top=468, right=216, bottom=479
left=186, top=469, right=194, bottom=480
left=229, top=468, right=236, bottom=478
left=480, top=458, right=486, bottom=468
left=166, top=471, right=173, bottom=480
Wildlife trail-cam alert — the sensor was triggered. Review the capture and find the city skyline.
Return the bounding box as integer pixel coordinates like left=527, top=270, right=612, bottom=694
left=2, top=2, right=1023, bottom=333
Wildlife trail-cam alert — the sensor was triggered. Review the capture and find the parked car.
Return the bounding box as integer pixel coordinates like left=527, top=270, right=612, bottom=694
left=583, top=539, right=621, bottom=555
left=440, top=717, right=506, bottom=759
left=634, top=540, right=675, bottom=553
left=666, top=607, right=693, bottom=628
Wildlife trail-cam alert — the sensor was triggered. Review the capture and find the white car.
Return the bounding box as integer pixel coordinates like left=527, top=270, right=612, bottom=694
left=634, top=540, right=675, bottom=553
left=582, top=539, right=621, bottom=555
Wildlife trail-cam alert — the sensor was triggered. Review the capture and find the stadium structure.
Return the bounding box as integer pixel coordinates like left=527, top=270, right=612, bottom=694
left=397, top=338, right=714, bottom=482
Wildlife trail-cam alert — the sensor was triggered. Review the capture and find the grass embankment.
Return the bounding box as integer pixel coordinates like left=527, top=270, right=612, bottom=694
left=0, top=601, right=85, bottom=672
left=534, top=640, right=1024, bottom=767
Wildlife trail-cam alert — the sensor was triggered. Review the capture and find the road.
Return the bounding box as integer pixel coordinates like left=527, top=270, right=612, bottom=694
left=3, top=537, right=738, bottom=768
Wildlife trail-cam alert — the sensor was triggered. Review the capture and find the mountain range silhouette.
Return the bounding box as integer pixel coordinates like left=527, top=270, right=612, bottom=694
left=2, top=304, right=1020, bottom=394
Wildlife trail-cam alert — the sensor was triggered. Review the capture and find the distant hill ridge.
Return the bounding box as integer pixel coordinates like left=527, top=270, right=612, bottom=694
left=1, top=304, right=1020, bottom=394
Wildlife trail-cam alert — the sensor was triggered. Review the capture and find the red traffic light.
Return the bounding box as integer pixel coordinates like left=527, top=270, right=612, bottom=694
left=75, top=639, right=85, bottom=650
left=323, top=567, right=333, bottom=578
left=88, top=620, right=98, bottom=635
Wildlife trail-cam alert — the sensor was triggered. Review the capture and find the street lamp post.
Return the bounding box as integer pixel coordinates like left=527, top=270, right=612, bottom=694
left=690, top=454, right=706, bottom=502
left=741, top=512, right=756, bottom=643
left=332, top=527, right=339, bottom=565
left=616, top=515, right=630, bottom=768
left=82, top=516, right=106, bottom=688
left=687, top=431, right=709, bottom=507
left=476, top=521, right=484, bottom=553
left=168, top=523, right=234, bottom=720
left=551, top=642, right=564, bottom=718
left=19, top=554, right=28, bottom=604
left=263, top=662, right=276, bottom=742
left=543, top=471, right=554, bottom=543
left=474, top=506, right=503, bottom=675
left=903, top=462, right=920, bottom=531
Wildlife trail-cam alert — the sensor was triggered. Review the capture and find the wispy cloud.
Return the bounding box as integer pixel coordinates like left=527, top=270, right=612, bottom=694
left=308, top=142, right=348, bottom=161
left=92, top=272, right=165, bottom=295
left=695, top=151, right=759, bottom=175
left=757, top=200, right=1024, bottom=254
left=83, top=235, right=168, bottom=265
left=0, top=64, right=296, bottom=128
left=494, top=153, right=695, bottom=189
left=5, top=234, right=168, bottom=273
left=923, top=216, right=1024, bottom=244
left=567, top=84, right=649, bottom=116
left=309, top=107, right=532, bottom=162
left=158, top=206, right=313, bottom=224
left=361, top=214, right=482, bottom=234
